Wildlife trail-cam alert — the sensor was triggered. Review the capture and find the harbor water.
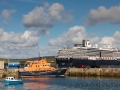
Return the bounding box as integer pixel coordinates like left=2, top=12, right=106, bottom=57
left=1, top=76, right=120, bottom=90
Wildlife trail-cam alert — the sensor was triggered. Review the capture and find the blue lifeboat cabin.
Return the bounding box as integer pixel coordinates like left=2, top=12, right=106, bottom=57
left=8, top=62, right=20, bottom=68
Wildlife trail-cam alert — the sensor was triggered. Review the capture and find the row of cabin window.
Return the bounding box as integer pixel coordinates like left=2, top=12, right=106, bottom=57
left=7, top=78, right=15, bottom=80
left=36, top=64, right=49, bottom=67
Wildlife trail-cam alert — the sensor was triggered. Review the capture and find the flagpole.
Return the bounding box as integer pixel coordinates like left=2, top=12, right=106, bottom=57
left=7, top=45, right=9, bottom=68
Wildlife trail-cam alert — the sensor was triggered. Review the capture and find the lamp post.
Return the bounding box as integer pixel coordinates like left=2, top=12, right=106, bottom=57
left=7, top=45, right=9, bottom=68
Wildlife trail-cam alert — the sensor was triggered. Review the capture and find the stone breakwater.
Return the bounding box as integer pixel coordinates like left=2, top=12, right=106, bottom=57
left=65, top=68, right=120, bottom=77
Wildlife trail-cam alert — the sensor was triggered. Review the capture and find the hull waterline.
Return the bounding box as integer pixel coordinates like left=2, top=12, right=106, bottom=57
left=19, top=69, right=67, bottom=76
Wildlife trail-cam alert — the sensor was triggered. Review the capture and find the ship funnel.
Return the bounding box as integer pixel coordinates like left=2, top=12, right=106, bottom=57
left=82, top=40, right=91, bottom=48
left=100, top=51, right=101, bottom=58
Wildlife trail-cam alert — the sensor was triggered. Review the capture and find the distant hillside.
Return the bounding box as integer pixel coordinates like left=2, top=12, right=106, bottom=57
left=28, top=56, right=55, bottom=61
left=1, top=56, right=56, bottom=64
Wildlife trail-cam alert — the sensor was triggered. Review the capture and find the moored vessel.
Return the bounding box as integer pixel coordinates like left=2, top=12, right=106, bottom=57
left=56, top=40, right=120, bottom=68
left=4, top=77, right=23, bottom=85
left=19, top=58, right=66, bottom=76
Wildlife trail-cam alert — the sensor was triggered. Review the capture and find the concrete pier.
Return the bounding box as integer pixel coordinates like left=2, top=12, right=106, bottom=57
left=65, top=68, right=120, bottom=77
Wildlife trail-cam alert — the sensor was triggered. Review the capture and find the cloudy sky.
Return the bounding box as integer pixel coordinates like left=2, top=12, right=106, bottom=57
left=1, top=0, right=120, bottom=59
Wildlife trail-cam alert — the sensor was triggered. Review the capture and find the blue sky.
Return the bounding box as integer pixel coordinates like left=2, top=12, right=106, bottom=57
left=1, top=0, right=120, bottom=58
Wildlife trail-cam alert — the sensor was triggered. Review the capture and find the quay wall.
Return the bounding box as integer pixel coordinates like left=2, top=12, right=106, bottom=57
left=1, top=68, right=120, bottom=78
left=0, top=68, right=21, bottom=78
left=65, top=68, right=120, bottom=77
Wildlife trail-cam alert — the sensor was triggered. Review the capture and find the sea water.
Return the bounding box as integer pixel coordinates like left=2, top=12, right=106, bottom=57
left=0, top=76, right=120, bottom=90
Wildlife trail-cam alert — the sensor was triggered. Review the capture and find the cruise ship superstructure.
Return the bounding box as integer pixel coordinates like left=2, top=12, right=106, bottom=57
left=56, top=40, right=120, bottom=68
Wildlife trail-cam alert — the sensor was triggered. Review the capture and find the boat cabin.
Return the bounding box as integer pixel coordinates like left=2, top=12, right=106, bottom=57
left=4, top=76, right=23, bottom=84
left=24, top=58, right=56, bottom=71
left=6, top=77, right=15, bottom=80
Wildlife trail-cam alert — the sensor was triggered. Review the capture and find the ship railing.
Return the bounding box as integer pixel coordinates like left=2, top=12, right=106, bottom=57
left=71, top=57, right=88, bottom=60
left=96, top=57, right=117, bottom=60
left=56, top=57, right=71, bottom=60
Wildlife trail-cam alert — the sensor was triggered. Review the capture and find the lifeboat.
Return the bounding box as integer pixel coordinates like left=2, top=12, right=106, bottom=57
left=19, top=58, right=66, bottom=76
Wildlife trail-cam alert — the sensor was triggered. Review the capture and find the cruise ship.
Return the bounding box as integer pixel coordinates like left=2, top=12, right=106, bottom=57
left=56, top=40, right=120, bottom=68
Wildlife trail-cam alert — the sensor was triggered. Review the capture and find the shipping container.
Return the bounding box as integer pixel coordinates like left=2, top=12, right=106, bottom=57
left=8, top=62, right=20, bottom=68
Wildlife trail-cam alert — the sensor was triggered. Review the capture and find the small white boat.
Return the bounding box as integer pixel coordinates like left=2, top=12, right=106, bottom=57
left=4, top=77, right=23, bottom=85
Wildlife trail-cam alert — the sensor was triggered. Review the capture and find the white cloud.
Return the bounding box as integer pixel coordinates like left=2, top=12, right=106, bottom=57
left=0, top=28, right=4, bottom=36
left=23, top=6, right=53, bottom=28
left=99, top=36, right=114, bottom=48
left=88, top=36, right=99, bottom=44
left=48, top=25, right=120, bottom=51
left=93, top=31, right=120, bottom=48
left=1, top=26, right=120, bottom=58
left=1, top=9, right=16, bottom=24
left=64, top=14, right=73, bottom=24
left=0, top=28, right=41, bottom=49
left=48, top=26, right=86, bottom=47
left=113, top=31, right=120, bottom=47
left=48, top=3, right=64, bottom=21
left=23, top=3, right=73, bottom=35
left=113, top=31, right=120, bottom=39
left=86, top=6, right=120, bottom=25
left=0, top=28, right=40, bottom=58
left=0, top=47, right=4, bottom=52
left=100, top=37, right=114, bottom=45
left=0, top=3, right=73, bottom=58
left=39, top=46, right=58, bottom=56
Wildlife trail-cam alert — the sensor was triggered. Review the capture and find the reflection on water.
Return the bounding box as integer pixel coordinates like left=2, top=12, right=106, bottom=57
left=4, top=85, right=15, bottom=90
left=1, top=76, right=120, bottom=90
left=23, top=76, right=120, bottom=90
left=24, top=77, right=51, bottom=90
left=3, top=84, right=23, bottom=90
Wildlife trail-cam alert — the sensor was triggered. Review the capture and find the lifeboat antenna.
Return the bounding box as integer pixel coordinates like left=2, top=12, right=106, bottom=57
left=38, top=51, right=41, bottom=60
left=38, top=51, right=44, bottom=60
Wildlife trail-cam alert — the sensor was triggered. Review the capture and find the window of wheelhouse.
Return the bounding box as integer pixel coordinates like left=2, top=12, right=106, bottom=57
left=36, top=65, right=40, bottom=67
left=24, top=62, right=31, bottom=67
